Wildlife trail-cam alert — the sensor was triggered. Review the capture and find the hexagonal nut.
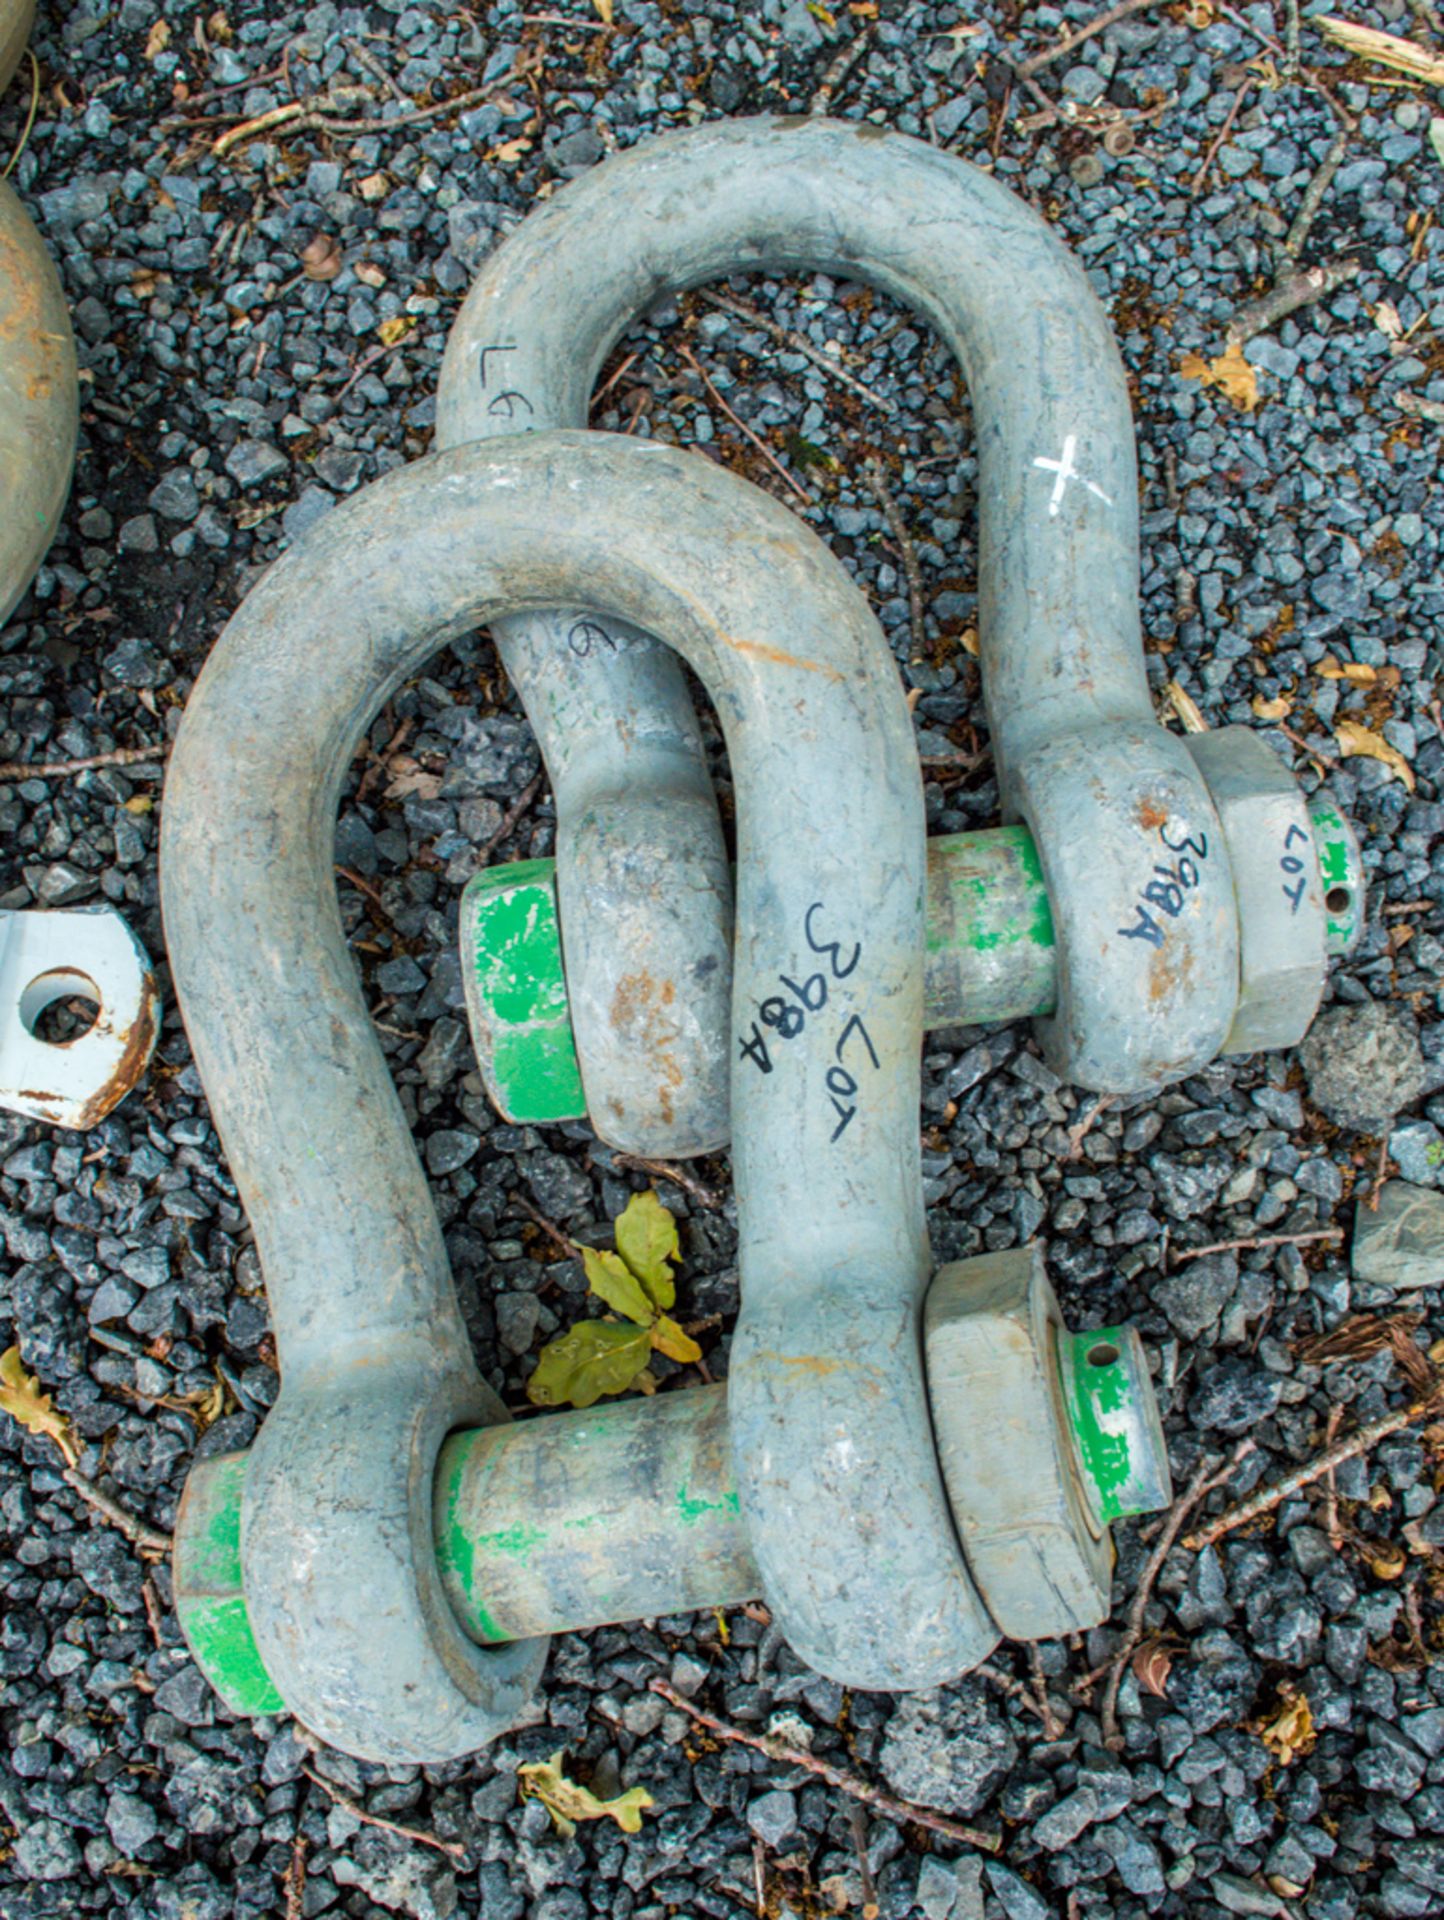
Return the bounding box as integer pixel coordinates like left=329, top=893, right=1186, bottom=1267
left=1186, top=726, right=1327, bottom=1055
left=924, top=1245, right=1113, bottom=1641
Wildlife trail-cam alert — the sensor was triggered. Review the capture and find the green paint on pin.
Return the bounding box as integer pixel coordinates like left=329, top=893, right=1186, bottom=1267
left=677, top=1483, right=741, bottom=1525
left=461, top=861, right=586, bottom=1124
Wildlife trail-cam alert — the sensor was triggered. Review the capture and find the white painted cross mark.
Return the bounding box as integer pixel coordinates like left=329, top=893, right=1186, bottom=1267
left=1034, top=434, right=1113, bottom=518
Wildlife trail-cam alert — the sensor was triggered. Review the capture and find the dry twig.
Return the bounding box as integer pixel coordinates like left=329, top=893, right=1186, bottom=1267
left=1016, top=0, right=1160, bottom=74
left=300, top=1767, right=465, bottom=1860
left=1100, top=1443, right=1256, bottom=1748
left=1228, top=258, right=1360, bottom=344
left=1065, top=1095, right=1115, bottom=1162
left=1183, top=1393, right=1443, bottom=1551
left=0, top=742, right=166, bottom=782
left=1029, top=1643, right=1065, bottom=1741
left=64, top=1470, right=172, bottom=1555
left=1190, top=82, right=1250, bottom=198
left=697, top=289, right=897, bottom=414
left=650, top=1680, right=1001, bottom=1851
left=1284, top=131, right=1348, bottom=259
left=213, top=59, right=534, bottom=156
left=1322, top=1404, right=1345, bottom=1552
left=611, top=1152, right=724, bottom=1212
left=1170, top=1227, right=1343, bottom=1266
left=849, top=1805, right=880, bottom=1920
left=809, top=27, right=872, bottom=115
left=865, top=457, right=927, bottom=654
left=476, top=770, right=545, bottom=867
left=283, top=1834, right=308, bottom=1920
left=678, top=346, right=814, bottom=504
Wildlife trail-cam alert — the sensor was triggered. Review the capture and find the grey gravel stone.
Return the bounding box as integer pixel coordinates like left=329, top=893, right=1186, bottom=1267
left=224, top=439, right=288, bottom=488
left=1299, top=1001, right=1426, bottom=1133
left=745, top=1788, right=797, bottom=1847
left=1352, top=1181, right=1444, bottom=1290
left=879, top=1683, right=1016, bottom=1816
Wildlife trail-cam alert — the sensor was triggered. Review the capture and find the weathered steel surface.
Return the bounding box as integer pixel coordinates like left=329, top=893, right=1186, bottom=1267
left=438, top=114, right=1237, bottom=1130
left=0, top=175, right=78, bottom=630
left=0, top=0, right=32, bottom=93
left=174, top=1254, right=1173, bottom=1716
left=461, top=793, right=1361, bottom=1131
left=0, top=908, right=158, bottom=1127
left=162, top=430, right=992, bottom=1763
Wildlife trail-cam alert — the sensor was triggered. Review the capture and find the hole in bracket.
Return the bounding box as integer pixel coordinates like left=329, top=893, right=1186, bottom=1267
left=1085, top=1341, right=1121, bottom=1369
left=19, top=969, right=102, bottom=1046
left=1324, top=886, right=1351, bottom=916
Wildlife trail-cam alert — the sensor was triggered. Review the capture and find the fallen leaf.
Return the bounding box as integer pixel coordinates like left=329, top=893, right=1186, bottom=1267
left=123, top=794, right=154, bottom=815
left=1132, top=1638, right=1175, bottom=1699
left=376, top=315, right=415, bottom=348
left=1164, top=679, right=1208, bottom=733
left=1179, top=340, right=1259, bottom=411
left=526, top=1320, right=652, bottom=1410
left=1368, top=1542, right=1407, bottom=1580
left=208, top=11, right=233, bottom=42
left=1334, top=718, right=1415, bottom=792
left=581, top=1246, right=654, bottom=1327
left=383, top=754, right=441, bottom=800
left=518, top=1752, right=651, bottom=1838
left=145, top=19, right=171, bottom=58
left=300, top=234, right=342, bottom=282
left=1259, top=1689, right=1316, bottom=1766
left=0, top=1347, right=80, bottom=1466
left=1372, top=300, right=1405, bottom=342
left=1431, top=120, right=1444, bottom=170
left=650, top=1314, right=703, bottom=1365
left=1251, top=694, right=1293, bottom=722
left=614, top=1190, right=679, bottom=1310
left=592, top=0, right=613, bottom=22
left=353, top=261, right=386, bottom=289
left=1318, top=657, right=1376, bottom=685
left=1316, top=15, right=1444, bottom=84
left=490, top=136, right=533, bottom=166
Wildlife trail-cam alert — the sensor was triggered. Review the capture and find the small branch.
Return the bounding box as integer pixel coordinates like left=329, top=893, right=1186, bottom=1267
left=650, top=1680, right=1001, bottom=1852
left=1322, top=1404, right=1344, bottom=1553
left=1183, top=1392, right=1442, bottom=1552
left=1017, top=0, right=1161, bottom=74
left=0, top=742, right=166, bottom=782
left=64, top=1470, right=173, bottom=1555
left=344, top=37, right=408, bottom=103
left=612, top=1151, right=724, bottom=1212
left=1100, top=1443, right=1255, bottom=1748
left=300, top=1767, right=465, bottom=1860
left=213, top=60, right=534, bottom=157
left=1065, top=1095, right=1114, bottom=1162
left=1279, top=722, right=1342, bottom=775
left=1397, top=390, right=1444, bottom=428
left=1029, top=1644, right=1065, bottom=1741
left=283, top=1834, right=308, bottom=1920
left=476, top=770, right=544, bottom=867
left=1189, top=82, right=1250, bottom=199
left=849, top=1805, right=880, bottom=1920
left=511, top=1193, right=579, bottom=1260
left=1284, top=132, right=1348, bottom=259
left=1228, top=258, right=1360, bottom=345
left=697, top=289, right=897, bottom=414
left=1169, top=1228, right=1342, bottom=1267
left=809, top=27, right=872, bottom=115
left=677, top=346, right=814, bottom=504
left=865, top=457, right=927, bottom=654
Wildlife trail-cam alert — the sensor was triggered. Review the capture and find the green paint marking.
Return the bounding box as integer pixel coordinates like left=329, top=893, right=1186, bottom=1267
left=475, top=1519, right=548, bottom=1561
left=436, top=1433, right=510, bottom=1643
left=172, top=1454, right=284, bottom=1715
left=1015, top=829, right=1056, bottom=950
left=677, top=1483, right=741, bottom=1526
left=177, top=1596, right=285, bottom=1716
left=462, top=861, right=586, bottom=1123
left=1063, top=1327, right=1141, bottom=1525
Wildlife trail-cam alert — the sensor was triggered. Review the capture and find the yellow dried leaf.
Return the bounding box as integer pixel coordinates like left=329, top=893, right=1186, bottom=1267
left=0, top=1347, right=79, bottom=1467
left=526, top=1320, right=652, bottom=1410
left=354, top=261, right=386, bottom=289
left=145, top=19, right=171, bottom=58
left=593, top=0, right=613, bottom=22
left=614, top=1190, right=679, bottom=1310
left=123, top=794, right=154, bottom=815
left=518, top=1752, right=652, bottom=1838
left=581, top=1246, right=654, bottom=1327
left=650, top=1314, right=702, bottom=1365
left=208, top=11, right=233, bottom=43
left=1369, top=1542, right=1407, bottom=1580
left=1318, top=657, right=1377, bottom=684
left=1334, top=718, right=1415, bottom=792
left=959, top=626, right=980, bottom=658
left=491, top=136, right=533, bottom=165
left=1179, top=340, right=1259, bottom=412
left=1164, top=679, right=1208, bottom=733
left=1132, top=1638, right=1175, bottom=1700
left=1251, top=694, right=1293, bottom=722
left=376, top=316, right=415, bottom=348
left=1316, top=16, right=1444, bottom=84
left=1259, top=1690, right=1315, bottom=1766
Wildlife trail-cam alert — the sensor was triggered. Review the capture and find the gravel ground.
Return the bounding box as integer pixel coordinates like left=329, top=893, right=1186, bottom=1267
left=4, top=1, right=1444, bottom=1916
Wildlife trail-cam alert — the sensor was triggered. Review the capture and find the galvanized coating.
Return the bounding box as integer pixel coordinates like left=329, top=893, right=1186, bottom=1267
left=162, top=430, right=991, bottom=1763
left=438, top=114, right=1236, bottom=1119
left=0, top=0, right=32, bottom=94
left=0, top=176, right=78, bottom=630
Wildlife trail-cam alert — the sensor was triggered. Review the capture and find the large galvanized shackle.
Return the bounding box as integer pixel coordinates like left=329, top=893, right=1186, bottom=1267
left=160, top=430, right=995, bottom=1764
left=437, top=114, right=1238, bottom=1146
left=1, top=0, right=32, bottom=94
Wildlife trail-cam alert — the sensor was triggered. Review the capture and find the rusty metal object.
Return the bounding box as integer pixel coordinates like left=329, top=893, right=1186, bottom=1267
left=0, top=174, right=77, bottom=630
left=0, top=908, right=159, bottom=1128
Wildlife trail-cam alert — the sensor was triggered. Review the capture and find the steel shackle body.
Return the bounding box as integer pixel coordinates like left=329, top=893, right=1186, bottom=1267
left=161, top=431, right=997, bottom=1765
left=437, top=115, right=1242, bottom=1153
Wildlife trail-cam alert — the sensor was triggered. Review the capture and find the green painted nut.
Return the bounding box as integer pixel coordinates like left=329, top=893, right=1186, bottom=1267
left=462, top=797, right=1362, bottom=1131
left=923, top=1245, right=1172, bottom=1641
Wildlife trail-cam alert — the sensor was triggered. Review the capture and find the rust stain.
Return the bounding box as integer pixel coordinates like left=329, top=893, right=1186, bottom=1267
left=724, top=633, right=845, bottom=681
left=67, top=973, right=161, bottom=1130
left=609, top=970, right=683, bottom=1125
left=1136, top=796, right=1168, bottom=832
